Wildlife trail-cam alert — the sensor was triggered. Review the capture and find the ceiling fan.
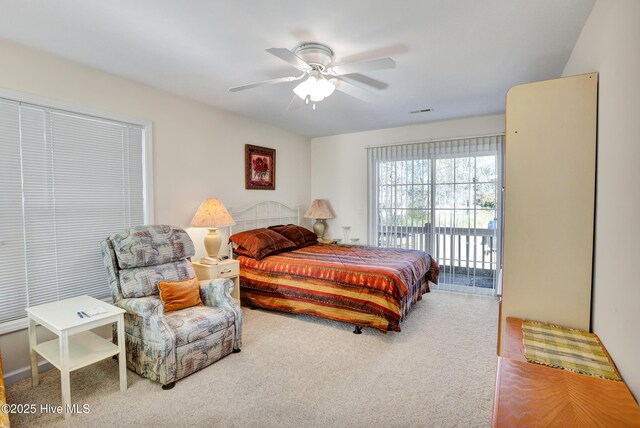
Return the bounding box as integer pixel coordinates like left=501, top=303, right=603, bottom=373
left=229, top=43, right=396, bottom=110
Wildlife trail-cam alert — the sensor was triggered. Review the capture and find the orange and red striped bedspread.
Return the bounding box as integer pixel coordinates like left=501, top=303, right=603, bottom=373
left=238, top=244, right=439, bottom=333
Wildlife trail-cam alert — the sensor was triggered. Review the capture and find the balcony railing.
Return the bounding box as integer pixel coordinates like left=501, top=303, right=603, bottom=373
left=378, top=225, right=498, bottom=290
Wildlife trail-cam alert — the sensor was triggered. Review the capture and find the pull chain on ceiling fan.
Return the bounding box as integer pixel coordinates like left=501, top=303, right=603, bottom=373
left=229, top=42, right=395, bottom=110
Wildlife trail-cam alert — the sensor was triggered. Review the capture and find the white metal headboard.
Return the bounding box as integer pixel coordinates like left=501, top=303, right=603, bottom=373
left=229, top=201, right=301, bottom=236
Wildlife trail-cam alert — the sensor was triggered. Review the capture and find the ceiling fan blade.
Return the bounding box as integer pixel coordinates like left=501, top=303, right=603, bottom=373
left=333, top=79, right=376, bottom=102
left=342, top=73, right=389, bottom=90
left=266, top=48, right=312, bottom=71
left=327, top=57, right=396, bottom=76
left=229, top=75, right=302, bottom=92
left=287, top=95, right=304, bottom=111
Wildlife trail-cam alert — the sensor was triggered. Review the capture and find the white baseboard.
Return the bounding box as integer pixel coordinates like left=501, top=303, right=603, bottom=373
left=4, top=360, right=55, bottom=386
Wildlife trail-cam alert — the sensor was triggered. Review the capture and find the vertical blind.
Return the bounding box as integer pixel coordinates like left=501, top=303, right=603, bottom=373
left=0, top=98, right=147, bottom=327
left=367, top=135, right=504, bottom=294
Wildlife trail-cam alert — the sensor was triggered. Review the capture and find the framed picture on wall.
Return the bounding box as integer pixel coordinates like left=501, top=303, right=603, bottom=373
left=245, top=144, right=276, bottom=190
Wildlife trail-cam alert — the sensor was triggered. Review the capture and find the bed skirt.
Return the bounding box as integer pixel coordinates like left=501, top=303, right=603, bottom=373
left=241, top=274, right=431, bottom=333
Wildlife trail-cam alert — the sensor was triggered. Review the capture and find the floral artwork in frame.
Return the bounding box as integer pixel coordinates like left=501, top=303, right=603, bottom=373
left=245, top=144, right=276, bottom=190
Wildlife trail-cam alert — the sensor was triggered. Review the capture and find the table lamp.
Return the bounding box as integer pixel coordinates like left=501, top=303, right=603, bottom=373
left=189, top=198, right=235, bottom=264
left=304, top=199, right=334, bottom=239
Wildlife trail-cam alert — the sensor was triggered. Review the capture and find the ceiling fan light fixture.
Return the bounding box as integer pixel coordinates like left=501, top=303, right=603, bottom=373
left=293, top=76, right=315, bottom=100
left=294, top=75, right=335, bottom=103
left=310, top=92, right=325, bottom=103
left=318, top=78, right=336, bottom=97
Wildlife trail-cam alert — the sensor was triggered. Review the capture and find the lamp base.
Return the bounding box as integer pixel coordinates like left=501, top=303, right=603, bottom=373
left=203, top=228, right=221, bottom=260
left=313, top=219, right=326, bottom=239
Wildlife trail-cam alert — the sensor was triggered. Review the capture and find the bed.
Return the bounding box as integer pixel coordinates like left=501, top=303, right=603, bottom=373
left=229, top=201, right=439, bottom=333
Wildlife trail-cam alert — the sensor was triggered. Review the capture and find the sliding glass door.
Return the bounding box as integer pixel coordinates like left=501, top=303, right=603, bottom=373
left=367, top=136, right=503, bottom=294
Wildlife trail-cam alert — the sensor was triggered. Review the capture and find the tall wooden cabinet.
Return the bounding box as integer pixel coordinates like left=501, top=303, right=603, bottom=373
left=498, top=73, right=598, bottom=353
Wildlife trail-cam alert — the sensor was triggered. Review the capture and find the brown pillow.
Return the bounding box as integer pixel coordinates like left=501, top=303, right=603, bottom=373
left=233, top=243, right=295, bottom=259
left=229, top=228, right=296, bottom=260
left=157, top=277, right=203, bottom=313
left=233, top=245, right=254, bottom=258
left=296, top=239, right=317, bottom=249
left=268, top=224, right=318, bottom=249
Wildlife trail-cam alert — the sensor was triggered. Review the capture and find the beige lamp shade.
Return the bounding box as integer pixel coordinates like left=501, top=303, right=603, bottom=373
left=304, top=199, right=334, bottom=240
left=190, top=198, right=236, bottom=228
left=190, top=198, right=235, bottom=263
left=304, top=199, right=334, bottom=219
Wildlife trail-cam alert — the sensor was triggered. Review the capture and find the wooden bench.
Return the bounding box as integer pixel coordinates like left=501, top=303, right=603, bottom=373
left=492, top=317, right=640, bottom=427
left=0, top=350, right=9, bottom=428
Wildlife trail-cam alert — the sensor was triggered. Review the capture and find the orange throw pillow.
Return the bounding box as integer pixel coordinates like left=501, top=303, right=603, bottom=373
left=157, top=277, right=203, bottom=312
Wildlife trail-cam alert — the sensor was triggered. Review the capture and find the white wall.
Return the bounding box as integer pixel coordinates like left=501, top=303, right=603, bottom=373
left=562, top=0, right=640, bottom=399
left=0, top=38, right=311, bottom=381
left=310, top=115, right=505, bottom=243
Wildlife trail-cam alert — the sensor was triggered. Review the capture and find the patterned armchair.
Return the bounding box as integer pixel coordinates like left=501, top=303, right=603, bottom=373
left=101, top=225, right=242, bottom=389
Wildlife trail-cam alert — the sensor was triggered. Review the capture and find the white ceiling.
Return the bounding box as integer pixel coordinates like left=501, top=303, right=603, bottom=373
left=0, top=0, right=595, bottom=138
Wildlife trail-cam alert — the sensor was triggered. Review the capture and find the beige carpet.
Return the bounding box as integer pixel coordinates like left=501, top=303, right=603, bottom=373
left=6, top=291, right=498, bottom=428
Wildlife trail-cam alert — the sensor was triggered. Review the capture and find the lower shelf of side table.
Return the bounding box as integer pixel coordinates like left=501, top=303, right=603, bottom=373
left=33, top=331, right=119, bottom=372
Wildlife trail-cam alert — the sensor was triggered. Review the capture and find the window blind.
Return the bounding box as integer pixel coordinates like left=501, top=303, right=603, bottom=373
left=367, top=135, right=504, bottom=295
left=0, top=97, right=147, bottom=327
left=0, top=100, right=28, bottom=324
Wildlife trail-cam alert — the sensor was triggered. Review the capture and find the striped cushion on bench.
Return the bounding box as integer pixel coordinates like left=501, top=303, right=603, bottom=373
left=522, top=320, right=621, bottom=381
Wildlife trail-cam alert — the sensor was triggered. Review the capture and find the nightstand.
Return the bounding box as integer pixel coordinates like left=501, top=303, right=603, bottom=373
left=192, top=259, right=241, bottom=307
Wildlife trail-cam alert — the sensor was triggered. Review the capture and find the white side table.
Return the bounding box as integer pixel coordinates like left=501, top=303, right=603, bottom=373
left=192, top=259, right=241, bottom=306
left=26, top=295, right=126, bottom=419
